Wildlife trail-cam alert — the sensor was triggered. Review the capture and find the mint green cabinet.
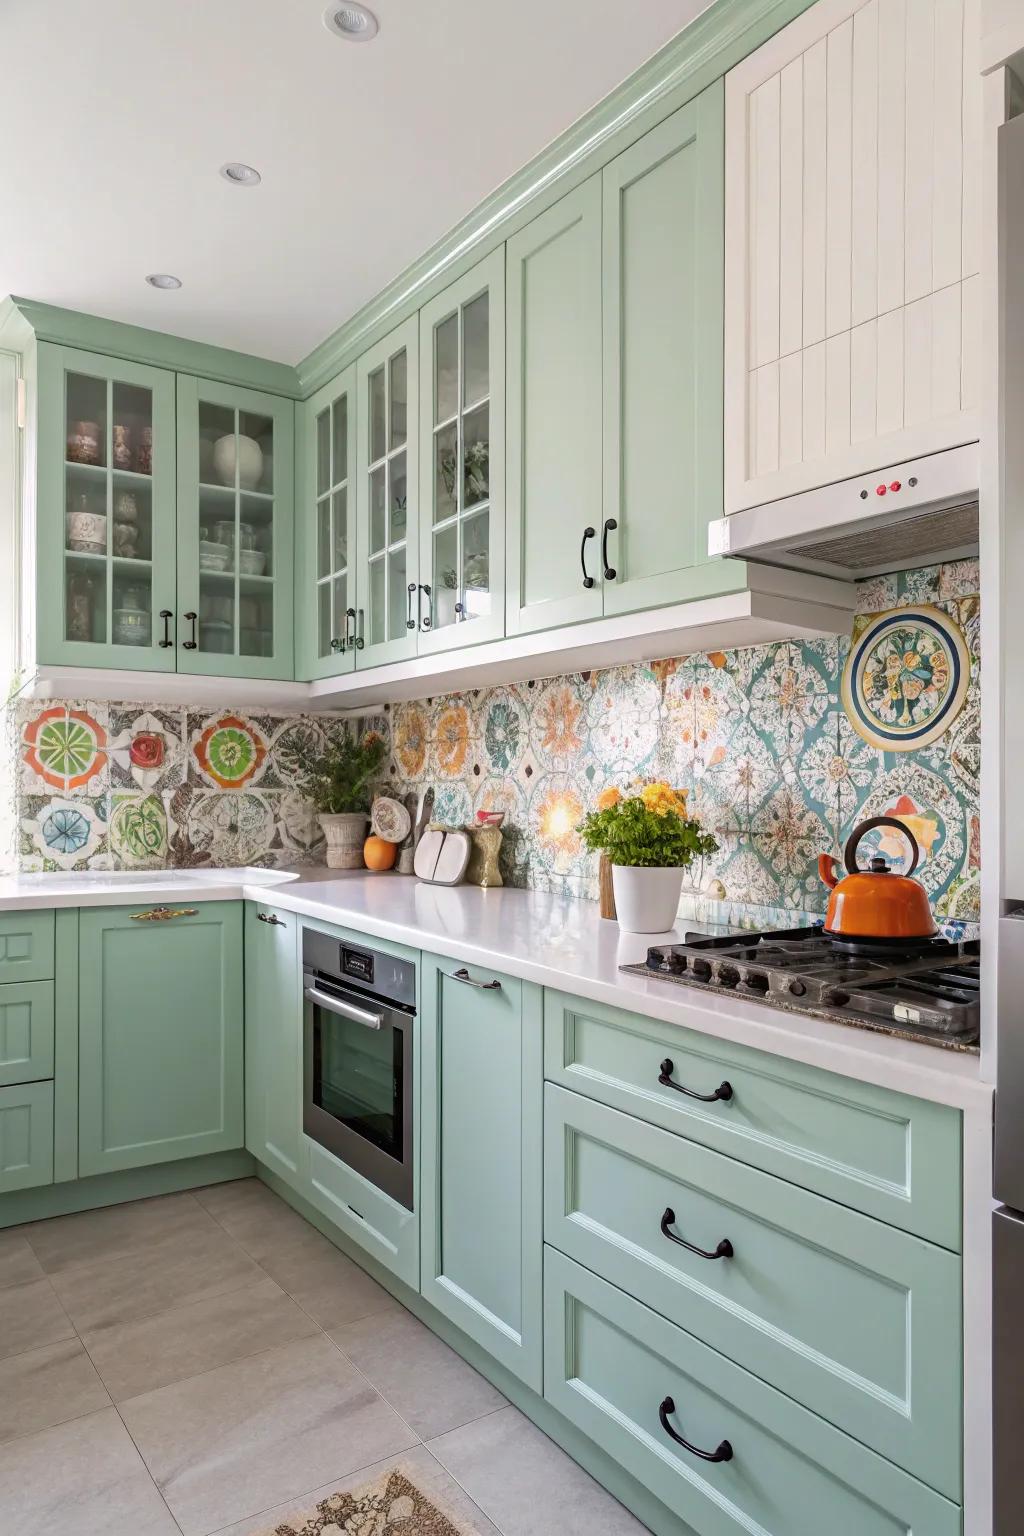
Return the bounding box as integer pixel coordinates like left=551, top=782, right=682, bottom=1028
left=36, top=343, right=178, bottom=672
left=0, top=910, right=55, bottom=983
left=0, top=982, right=55, bottom=1087
left=78, top=902, right=244, bottom=1176
left=544, top=1247, right=961, bottom=1536
left=417, top=250, right=506, bottom=652
left=420, top=954, right=543, bottom=1389
left=296, top=366, right=357, bottom=680
left=601, top=83, right=740, bottom=616
left=176, top=375, right=295, bottom=679
left=0, top=1083, right=54, bottom=1193
left=506, top=179, right=604, bottom=637
left=355, top=316, right=420, bottom=666
left=244, top=902, right=303, bottom=1187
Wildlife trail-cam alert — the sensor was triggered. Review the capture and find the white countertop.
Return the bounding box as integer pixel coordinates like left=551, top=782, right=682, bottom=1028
left=0, top=866, right=991, bottom=1109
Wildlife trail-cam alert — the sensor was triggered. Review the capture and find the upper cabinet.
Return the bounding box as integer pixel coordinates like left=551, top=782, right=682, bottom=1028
left=417, top=250, right=506, bottom=653
left=355, top=316, right=420, bottom=667
left=297, top=367, right=357, bottom=680
left=177, top=376, right=294, bottom=679
left=37, top=344, right=178, bottom=672
left=724, top=0, right=982, bottom=513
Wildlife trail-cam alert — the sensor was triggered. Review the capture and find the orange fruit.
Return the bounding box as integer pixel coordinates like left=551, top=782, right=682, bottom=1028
left=363, top=834, right=397, bottom=872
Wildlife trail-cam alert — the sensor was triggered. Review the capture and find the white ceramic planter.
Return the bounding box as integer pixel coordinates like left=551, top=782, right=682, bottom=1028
left=319, top=812, right=369, bottom=870
left=611, top=865, right=685, bottom=934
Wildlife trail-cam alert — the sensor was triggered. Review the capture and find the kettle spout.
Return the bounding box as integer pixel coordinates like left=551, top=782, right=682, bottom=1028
left=818, top=852, right=841, bottom=890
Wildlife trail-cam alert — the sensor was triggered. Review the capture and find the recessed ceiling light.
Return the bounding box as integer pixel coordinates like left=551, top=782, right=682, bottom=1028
left=220, top=162, right=262, bottom=187
left=145, top=273, right=182, bottom=290
left=323, top=3, right=379, bottom=41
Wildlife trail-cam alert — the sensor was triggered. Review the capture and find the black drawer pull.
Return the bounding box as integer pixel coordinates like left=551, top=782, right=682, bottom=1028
left=450, top=967, right=501, bottom=991
left=658, top=1396, right=733, bottom=1463
left=661, top=1207, right=733, bottom=1261
left=659, top=1058, right=732, bottom=1103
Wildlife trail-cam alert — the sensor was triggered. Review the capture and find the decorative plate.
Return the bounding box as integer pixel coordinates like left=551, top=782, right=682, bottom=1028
left=371, top=795, right=412, bottom=844
left=841, top=603, right=970, bottom=751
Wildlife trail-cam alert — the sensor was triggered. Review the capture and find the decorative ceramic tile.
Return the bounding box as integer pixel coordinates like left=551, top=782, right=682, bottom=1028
left=842, top=604, right=971, bottom=751
left=108, top=707, right=186, bottom=793
left=109, top=792, right=169, bottom=868
left=191, top=713, right=270, bottom=790
left=21, top=705, right=108, bottom=796
left=185, top=791, right=278, bottom=866
left=21, top=795, right=108, bottom=870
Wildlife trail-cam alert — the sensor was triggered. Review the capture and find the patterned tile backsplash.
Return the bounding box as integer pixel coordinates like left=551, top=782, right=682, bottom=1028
left=3, top=558, right=980, bottom=927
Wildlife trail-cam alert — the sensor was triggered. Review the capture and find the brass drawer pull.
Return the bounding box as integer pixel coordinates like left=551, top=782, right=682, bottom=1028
left=130, top=906, right=199, bottom=922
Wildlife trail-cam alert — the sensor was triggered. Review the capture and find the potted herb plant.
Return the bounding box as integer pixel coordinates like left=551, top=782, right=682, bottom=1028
left=292, top=728, right=387, bottom=869
left=578, top=783, right=718, bottom=933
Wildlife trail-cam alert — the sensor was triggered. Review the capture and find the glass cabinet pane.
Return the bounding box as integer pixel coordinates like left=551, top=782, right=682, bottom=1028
left=425, top=288, right=492, bottom=636
left=315, top=386, right=351, bottom=662
left=389, top=350, right=407, bottom=449
left=369, top=368, right=386, bottom=463
left=362, top=343, right=411, bottom=653
left=317, top=409, right=330, bottom=496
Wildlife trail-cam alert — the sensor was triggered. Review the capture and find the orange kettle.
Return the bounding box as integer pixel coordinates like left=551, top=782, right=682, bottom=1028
left=818, top=816, right=937, bottom=942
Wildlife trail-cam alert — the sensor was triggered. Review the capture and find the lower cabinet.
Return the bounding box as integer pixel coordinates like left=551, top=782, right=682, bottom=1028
left=420, top=953, right=543, bottom=1390
left=244, top=902, right=304, bottom=1187
left=78, top=902, right=244, bottom=1176
left=544, top=1247, right=961, bottom=1536
left=0, top=1082, right=54, bottom=1192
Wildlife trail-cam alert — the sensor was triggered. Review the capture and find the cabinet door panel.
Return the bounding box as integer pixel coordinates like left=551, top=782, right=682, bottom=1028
left=0, top=981, right=55, bottom=1086
left=602, top=85, right=738, bottom=616
left=78, top=903, right=243, bottom=1175
left=420, top=955, right=542, bottom=1389
left=0, top=911, right=54, bottom=983
left=176, top=376, right=295, bottom=679
left=0, top=1083, right=53, bottom=1193
left=36, top=343, right=177, bottom=672
left=244, top=903, right=303, bottom=1186
left=297, top=368, right=357, bottom=680
left=506, top=179, right=603, bottom=636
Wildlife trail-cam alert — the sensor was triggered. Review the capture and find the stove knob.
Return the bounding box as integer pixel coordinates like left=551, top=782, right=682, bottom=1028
left=788, top=980, right=806, bottom=997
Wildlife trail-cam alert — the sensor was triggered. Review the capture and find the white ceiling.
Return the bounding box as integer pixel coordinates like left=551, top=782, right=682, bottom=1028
left=1, top=0, right=712, bottom=366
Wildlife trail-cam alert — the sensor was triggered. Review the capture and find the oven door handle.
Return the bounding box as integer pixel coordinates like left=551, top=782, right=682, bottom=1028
left=304, top=985, right=384, bottom=1031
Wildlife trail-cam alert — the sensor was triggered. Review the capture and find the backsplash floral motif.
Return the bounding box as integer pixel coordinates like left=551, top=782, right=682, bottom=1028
left=367, top=559, right=980, bottom=923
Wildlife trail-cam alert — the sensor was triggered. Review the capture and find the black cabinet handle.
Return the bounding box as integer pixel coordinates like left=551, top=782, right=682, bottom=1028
left=353, top=608, right=365, bottom=650
left=345, top=607, right=356, bottom=650
left=660, top=1207, right=733, bottom=1260
left=580, top=526, right=596, bottom=589
left=182, top=611, right=198, bottom=650
left=659, top=1058, right=732, bottom=1103
left=658, top=1397, right=733, bottom=1464
left=450, top=967, right=501, bottom=991
left=406, top=582, right=417, bottom=630
left=158, top=610, right=173, bottom=648
left=419, top=584, right=432, bottom=631
left=257, top=912, right=286, bottom=927
left=602, top=517, right=618, bottom=581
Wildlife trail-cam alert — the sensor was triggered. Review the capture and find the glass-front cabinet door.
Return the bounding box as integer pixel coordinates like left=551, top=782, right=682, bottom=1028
left=355, top=315, right=419, bottom=668
left=298, top=367, right=356, bottom=680
left=417, top=249, right=505, bottom=653
left=176, top=376, right=294, bottom=679
left=36, top=343, right=177, bottom=670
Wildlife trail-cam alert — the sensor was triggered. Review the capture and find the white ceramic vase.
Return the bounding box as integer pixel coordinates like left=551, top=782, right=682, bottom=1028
left=213, top=433, right=264, bottom=491
left=319, top=812, right=369, bottom=870
left=611, top=865, right=685, bottom=934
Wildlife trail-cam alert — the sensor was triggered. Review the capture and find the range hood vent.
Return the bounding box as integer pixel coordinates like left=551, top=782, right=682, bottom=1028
left=709, top=443, right=980, bottom=580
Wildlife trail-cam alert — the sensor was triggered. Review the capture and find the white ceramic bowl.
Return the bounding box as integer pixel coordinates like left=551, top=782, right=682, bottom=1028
left=199, top=540, right=231, bottom=571
left=239, top=549, right=266, bottom=576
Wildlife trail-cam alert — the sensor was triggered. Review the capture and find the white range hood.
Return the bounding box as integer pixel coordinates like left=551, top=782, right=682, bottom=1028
left=707, top=442, right=980, bottom=580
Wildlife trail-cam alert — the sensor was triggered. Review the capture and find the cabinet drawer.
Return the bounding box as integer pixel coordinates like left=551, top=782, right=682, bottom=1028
left=0, top=981, right=55, bottom=1086
left=0, top=1082, right=54, bottom=1193
left=306, top=1139, right=419, bottom=1292
left=545, top=1084, right=961, bottom=1498
left=544, top=990, right=962, bottom=1249
left=0, top=911, right=55, bottom=983
left=544, top=1248, right=960, bottom=1536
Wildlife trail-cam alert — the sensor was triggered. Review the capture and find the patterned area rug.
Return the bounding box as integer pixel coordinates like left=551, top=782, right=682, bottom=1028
left=252, top=1466, right=482, bottom=1536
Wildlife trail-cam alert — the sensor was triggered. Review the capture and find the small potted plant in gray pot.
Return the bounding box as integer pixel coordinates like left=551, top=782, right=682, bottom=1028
left=293, top=728, right=387, bottom=869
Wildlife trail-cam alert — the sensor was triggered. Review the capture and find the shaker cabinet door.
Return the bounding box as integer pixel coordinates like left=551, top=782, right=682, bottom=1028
left=296, top=368, right=357, bottom=680
left=36, top=343, right=178, bottom=672
left=244, top=901, right=304, bottom=1186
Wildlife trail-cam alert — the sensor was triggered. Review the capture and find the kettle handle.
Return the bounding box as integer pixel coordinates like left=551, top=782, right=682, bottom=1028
left=845, top=815, right=920, bottom=876
left=817, top=853, right=842, bottom=890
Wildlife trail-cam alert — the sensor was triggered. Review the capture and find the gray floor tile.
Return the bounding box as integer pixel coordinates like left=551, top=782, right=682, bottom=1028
left=51, top=1221, right=262, bottom=1334
left=207, top=1445, right=501, bottom=1536
left=197, top=1179, right=323, bottom=1261
left=120, top=1332, right=419, bottom=1536
left=330, top=1307, right=506, bottom=1440
left=22, top=1190, right=217, bottom=1275
left=0, top=1406, right=179, bottom=1536
left=428, top=1405, right=648, bottom=1536
left=82, top=1275, right=319, bottom=1401
left=0, top=1277, right=74, bottom=1361
left=0, top=1338, right=110, bottom=1445
left=258, top=1230, right=398, bottom=1330
left=0, top=1230, right=45, bottom=1290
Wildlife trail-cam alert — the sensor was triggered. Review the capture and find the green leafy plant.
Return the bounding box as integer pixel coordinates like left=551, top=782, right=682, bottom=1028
left=578, top=784, right=718, bottom=869
left=291, top=728, right=386, bottom=816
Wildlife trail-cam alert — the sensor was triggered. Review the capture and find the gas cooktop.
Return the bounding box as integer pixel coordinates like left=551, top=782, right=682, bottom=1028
left=619, top=926, right=980, bottom=1048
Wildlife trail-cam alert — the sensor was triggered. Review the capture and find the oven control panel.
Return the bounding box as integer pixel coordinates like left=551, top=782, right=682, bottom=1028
left=342, top=946, right=374, bottom=986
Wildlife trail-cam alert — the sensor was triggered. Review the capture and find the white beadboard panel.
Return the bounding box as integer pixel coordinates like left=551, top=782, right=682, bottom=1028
left=802, top=37, right=828, bottom=348
left=961, top=0, right=982, bottom=279
left=778, top=351, right=804, bottom=468
left=932, top=0, right=965, bottom=293
left=876, top=0, right=908, bottom=318
left=850, top=319, right=878, bottom=444
left=751, top=75, right=782, bottom=369
left=779, top=58, right=804, bottom=359
left=752, top=361, right=781, bottom=478
left=904, top=293, right=934, bottom=429
left=931, top=282, right=963, bottom=421
left=825, top=19, right=854, bottom=339
left=825, top=330, right=852, bottom=455
left=850, top=0, right=880, bottom=329
left=961, top=272, right=981, bottom=413
left=802, top=340, right=827, bottom=464
left=904, top=0, right=936, bottom=306
left=876, top=306, right=906, bottom=439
